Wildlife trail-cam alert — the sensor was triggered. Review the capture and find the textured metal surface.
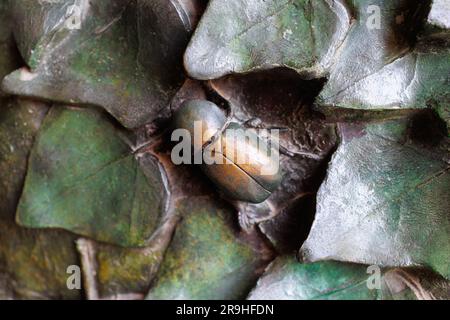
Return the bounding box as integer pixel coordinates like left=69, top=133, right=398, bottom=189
left=2, top=0, right=197, bottom=129
left=212, top=122, right=282, bottom=192
left=201, top=152, right=272, bottom=203
left=211, top=69, right=337, bottom=227
left=300, top=115, right=450, bottom=279
left=184, top=0, right=352, bottom=80
left=173, top=99, right=283, bottom=203
left=0, top=0, right=449, bottom=299
left=247, top=256, right=450, bottom=300
left=172, top=99, right=227, bottom=146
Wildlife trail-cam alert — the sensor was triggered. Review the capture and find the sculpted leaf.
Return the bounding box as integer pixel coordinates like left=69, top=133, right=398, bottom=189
left=17, top=106, right=169, bottom=247
left=3, top=0, right=196, bottom=128
left=300, top=115, right=450, bottom=279
left=185, top=0, right=352, bottom=80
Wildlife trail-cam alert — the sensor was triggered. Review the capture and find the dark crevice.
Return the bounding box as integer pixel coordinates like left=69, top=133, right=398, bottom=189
left=408, top=109, right=447, bottom=147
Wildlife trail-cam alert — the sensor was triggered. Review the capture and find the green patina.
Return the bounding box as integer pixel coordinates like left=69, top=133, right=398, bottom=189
left=248, top=256, right=428, bottom=300
left=95, top=244, right=161, bottom=297
left=301, top=117, right=450, bottom=279
left=16, top=106, right=167, bottom=247
left=0, top=99, right=79, bottom=299
left=147, top=197, right=265, bottom=300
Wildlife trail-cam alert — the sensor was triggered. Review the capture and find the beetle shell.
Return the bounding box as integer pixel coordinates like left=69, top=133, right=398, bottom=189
left=173, top=99, right=226, bottom=146
left=174, top=100, right=282, bottom=203
left=211, top=122, right=282, bottom=193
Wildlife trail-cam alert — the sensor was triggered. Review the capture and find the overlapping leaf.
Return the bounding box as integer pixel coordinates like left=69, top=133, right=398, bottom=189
left=0, top=221, right=80, bottom=299
left=2, top=0, right=196, bottom=128
left=300, top=115, right=450, bottom=279
left=16, top=106, right=169, bottom=247
left=77, top=213, right=181, bottom=299
left=92, top=247, right=159, bottom=298
left=0, top=98, right=48, bottom=218
left=319, top=49, right=450, bottom=114
left=248, top=256, right=449, bottom=300
left=248, top=257, right=385, bottom=300
left=0, top=99, right=80, bottom=299
left=318, top=0, right=449, bottom=116
left=146, top=197, right=274, bottom=300
left=0, top=0, right=448, bottom=301
left=418, top=0, right=450, bottom=48
left=184, top=0, right=352, bottom=80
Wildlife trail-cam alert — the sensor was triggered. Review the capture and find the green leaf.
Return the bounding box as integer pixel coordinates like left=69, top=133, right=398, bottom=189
left=7, top=0, right=70, bottom=65
left=184, top=0, right=352, bottom=80
left=0, top=221, right=81, bottom=299
left=300, top=114, right=450, bottom=279
left=146, top=197, right=274, bottom=300
left=16, top=106, right=169, bottom=247
left=92, top=244, right=161, bottom=298
left=81, top=215, right=180, bottom=298
left=248, top=257, right=383, bottom=300
left=248, top=256, right=449, bottom=300
left=318, top=1, right=449, bottom=113
left=2, top=0, right=194, bottom=128
left=319, top=49, right=450, bottom=112
left=0, top=98, right=49, bottom=218
left=0, top=98, right=80, bottom=300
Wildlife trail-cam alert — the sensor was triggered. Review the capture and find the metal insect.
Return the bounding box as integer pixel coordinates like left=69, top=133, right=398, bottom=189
left=172, top=99, right=282, bottom=203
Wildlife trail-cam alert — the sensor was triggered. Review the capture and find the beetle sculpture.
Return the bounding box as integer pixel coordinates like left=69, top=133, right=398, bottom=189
left=172, top=99, right=282, bottom=203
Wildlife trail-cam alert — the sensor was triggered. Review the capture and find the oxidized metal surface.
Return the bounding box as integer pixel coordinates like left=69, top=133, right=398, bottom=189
left=172, top=99, right=227, bottom=145
left=200, top=153, right=272, bottom=203
left=173, top=99, right=283, bottom=203
left=0, top=0, right=449, bottom=300
left=184, top=0, right=352, bottom=80
left=210, top=122, right=282, bottom=193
